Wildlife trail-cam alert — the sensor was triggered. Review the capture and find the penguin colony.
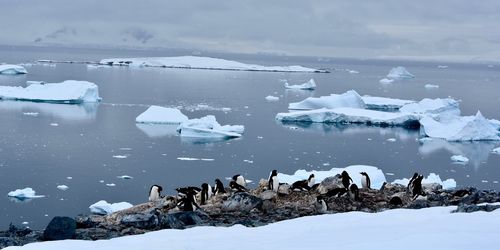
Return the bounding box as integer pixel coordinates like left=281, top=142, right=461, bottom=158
left=148, top=170, right=429, bottom=212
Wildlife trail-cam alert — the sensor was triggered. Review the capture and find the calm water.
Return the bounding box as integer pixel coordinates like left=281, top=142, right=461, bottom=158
left=0, top=46, right=499, bottom=229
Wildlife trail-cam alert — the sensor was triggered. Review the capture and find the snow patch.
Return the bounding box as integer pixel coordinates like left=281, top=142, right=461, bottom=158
left=89, top=200, right=133, bottom=215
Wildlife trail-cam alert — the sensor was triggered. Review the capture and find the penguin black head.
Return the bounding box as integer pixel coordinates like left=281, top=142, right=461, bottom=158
left=271, top=170, right=278, bottom=177
left=316, top=195, right=324, bottom=202
left=215, top=178, right=223, bottom=185
left=201, top=183, right=209, bottom=191
left=360, top=172, right=368, bottom=177
left=232, top=174, right=241, bottom=181
left=308, top=174, right=315, bottom=181
left=411, top=172, right=419, bottom=180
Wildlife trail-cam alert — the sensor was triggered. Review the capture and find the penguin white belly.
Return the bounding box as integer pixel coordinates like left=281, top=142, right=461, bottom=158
left=236, top=176, right=246, bottom=187
left=149, top=187, right=160, bottom=202
left=361, top=176, right=368, bottom=189
left=207, top=184, right=213, bottom=198
left=272, top=177, right=279, bottom=191
left=308, top=177, right=316, bottom=187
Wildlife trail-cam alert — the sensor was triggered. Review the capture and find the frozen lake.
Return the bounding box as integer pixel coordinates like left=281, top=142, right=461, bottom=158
left=0, top=46, right=499, bottom=229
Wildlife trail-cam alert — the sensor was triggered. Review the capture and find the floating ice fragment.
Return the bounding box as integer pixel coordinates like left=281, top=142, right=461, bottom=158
left=451, top=155, right=469, bottom=164
left=7, top=187, right=45, bottom=200
left=284, top=79, right=316, bottom=90
left=57, top=185, right=69, bottom=191
left=379, top=78, right=394, bottom=84
left=117, top=175, right=133, bottom=179
left=425, top=84, right=439, bottom=89
left=386, top=66, right=415, bottom=79
left=265, top=95, right=279, bottom=101
left=113, top=155, right=128, bottom=159
left=0, top=64, right=27, bottom=75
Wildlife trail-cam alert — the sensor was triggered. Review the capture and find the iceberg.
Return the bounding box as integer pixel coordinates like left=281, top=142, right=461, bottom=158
left=99, top=56, right=327, bottom=73
left=379, top=78, right=394, bottom=84
left=136, top=124, right=179, bottom=138
left=89, top=200, right=133, bottom=215
left=362, top=96, right=415, bottom=111
left=288, top=90, right=365, bottom=110
left=265, top=95, right=280, bottom=101
left=135, top=106, right=188, bottom=124
left=392, top=173, right=456, bottom=189
left=278, top=165, right=386, bottom=189
left=7, top=187, right=45, bottom=200
left=284, top=79, right=316, bottom=90
left=276, top=108, right=420, bottom=128
left=386, top=66, right=415, bottom=79
left=177, top=115, right=244, bottom=139
left=493, top=147, right=500, bottom=154
left=419, top=111, right=500, bottom=141
left=0, top=64, right=27, bottom=75
left=0, top=80, right=101, bottom=104
left=451, top=155, right=469, bottom=164
left=400, top=98, right=460, bottom=118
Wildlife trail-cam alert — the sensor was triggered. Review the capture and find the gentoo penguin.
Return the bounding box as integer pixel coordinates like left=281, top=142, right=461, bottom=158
left=268, top=170, right=279, bottom=192
left=177, top=190, right=200, bottom=211
left=229, top=180, right=247, bottom=192
left=213, top=178, right=226, bottom=195
left=307, top=174, right=316, bottom=188
left=233, top=174, right=246, bottom=187
left=148, top=185, right=163, bottom=202
left=349, top=183, right=360, bottom=201
left=380, top=182, right=387, bottom=192
left=290, top=174, right=315, bottom=191
left=176, top=186, right=201, bottom=197
left=411, top=174, right=424, bottom=199
left=200, top=183, right=212, bottom=205
left=315, top=196, right=328, bottom=214
left=407, top=172, right=419, bottom=192
left=340, top=171, right=353, bottom=190
left=360, top=172, right=371, bottom=189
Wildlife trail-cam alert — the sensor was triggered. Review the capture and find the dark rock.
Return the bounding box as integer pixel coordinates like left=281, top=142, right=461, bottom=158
left=222, top=193, right=263, bottom=212
left=75, top=228, right=118, bottom=240
left=407, top=198, right=429, bottom=209
left=120, top=213, right=158, bottom=230
left=43, top=216, right=76, bottom=241
left=161, top=211, right=209, bottom=229
left=454, top=203, right=500, bottom=213
left=75, top=214, right=105, bottom=229
left=317, top=175, right=342, bottom=194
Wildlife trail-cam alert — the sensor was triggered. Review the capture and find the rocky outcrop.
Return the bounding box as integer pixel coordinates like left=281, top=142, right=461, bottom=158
left=43, top=216, right=76, bottom=241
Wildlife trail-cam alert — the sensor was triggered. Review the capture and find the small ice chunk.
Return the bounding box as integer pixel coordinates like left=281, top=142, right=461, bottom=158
left=113, top=155, right=128, bottom=159
left=425, top=84, right=439, bottom=89
left=89, top=200, right=133, bottom=215
left=117, top=175, right=133, bottom=179
left=0, top=64, right=28, bottom=75
left=135, top=106, right=188, bottom=124
left=49, top=123, right=59, bottom=127
left=437, top=65, right=448, bottom=69
left=451, top=155, right=469, bottom=164
left=177, top=115, right=244, bottom=139
left=23, top=112, right=39, bottom=116
left=492, top=147, right=500, bottom=154
left=106, top=183, right=116, bottom=187
left=177, top=157, right=199, bottom=161
left=57, top=185, right=69, bottom=191
left=265, top=95, right=280, bottom=101
left=386, top=138, right=396, bottom=142
left=386, top=66, right=415, bottom=79
left=379, top=78, right=394, bottom=84
left=7, top=188, right=45, bottom=200
left=284, top=79, right=316, bottom=90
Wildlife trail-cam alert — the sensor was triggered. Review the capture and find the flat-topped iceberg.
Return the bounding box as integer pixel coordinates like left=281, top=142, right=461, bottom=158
left=7, top=187, right=45, bottom=200
left=288, top=90, right=365, bottom=110
left=278, top=165, right=386, bottom=189
left=0, top=64, right=27, bottom=75
left=419, top=111, right=500, bottom=141
left=0, top=80, right=101, bottom=104
left=362, top=96, right=415, bottom=110
left=177, top=115, right=244, bottom=139
left=400, top=98, right=460, bottom=118
left=89, top=200, right=133, bottom=215
left=276, top=108, right=420, bottom=128
left=392, top=173, right=456, bottom=189
left=136, top=106, right=188, bottom=124
left=284, top=79, right=316, bottom=90
left=136, top=124, right=179, bottom=138
left=100, top=56, right=327, bottom=73
left=386, top=66, right=415, bottom=79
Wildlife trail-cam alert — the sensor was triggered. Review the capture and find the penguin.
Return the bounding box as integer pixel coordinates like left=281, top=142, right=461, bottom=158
left=315, top=196, right=328, bottom=213
left=268, top=170, right=279, bottom=192
left=229, top=180, right=247, bottom=192
left=380, top=182, right=387, bottom=192
left=232, top=174, right=246, bottom=187
left=290, top=174, right=315, bottom=191
left=407, top=172, right=419, bottom=192
left=360, top=172, right=371, bottom=189
left=307, top=174, right=316, bottom=188
left=325, top=187, right=347, bottom=197
left=176, top=186, right=201, bottom=197
left=340, top=171, right=353, bottom=190
left=200, top=183, right=212, bottom=205
left=349, top=183, right=360, bottom=201
left=213, top=178, right=226, bottom=195
left=389, top=196, right=403, bottom=207
left=177, top=190, right=200, bottom=211
left=412, top=174, right=425, bottom=199
left=452, top=189, right=471, bottom=197
left=148, top=185, right=163, bottom=202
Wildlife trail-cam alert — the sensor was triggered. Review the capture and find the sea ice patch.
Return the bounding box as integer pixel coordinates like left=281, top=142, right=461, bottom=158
left=56, top=185, right=69, bottom=191
left=284, top=79, right=316, bottom=90
left=288, top=90, right=365, bottom=110
left=7, top=187, right=45, bottom=200
left=265, top=95, right=280, bottom=101
left=0, top=64, right=28, bottom=75
left=451, top=155, right=470, bottom=164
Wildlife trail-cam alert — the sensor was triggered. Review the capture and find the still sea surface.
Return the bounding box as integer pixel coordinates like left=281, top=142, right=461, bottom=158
left=0, top=46, right=499, bottom=229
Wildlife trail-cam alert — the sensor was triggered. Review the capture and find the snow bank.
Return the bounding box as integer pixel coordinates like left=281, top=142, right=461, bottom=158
left=99, top=56, right=326, bottom=73
left=89, top=200, right=133, bottom=215
left=8, top=206, right=500, bottom=250
left=386, top=66, right=415, bottom=79
left=7, top=188, right=45, bottom=200
left=0, top=64, right=27, bottom=75
left=177, top=115, right=244, bottom=139
left=276, top=108, right=420, bottom=127
left=284, top=79, right=316, bottom=90
left=392, top=173, right=456, bottom=189
left=288, top=90, right=365, bottom=110
left=278, top=165, right=386, bottom=189
left=135, top=106, right=188, bottom=124
left=0, top=80, right=101, bottom=104
left=419, top=111, right=500, bottom=141
left=400, top=98, right=460, bottom=118
left=362, top=96, right=415, bottom=110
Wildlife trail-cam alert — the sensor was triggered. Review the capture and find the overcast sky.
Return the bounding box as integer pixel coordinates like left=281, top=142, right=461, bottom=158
left=1, top=0, right=499, bottom=61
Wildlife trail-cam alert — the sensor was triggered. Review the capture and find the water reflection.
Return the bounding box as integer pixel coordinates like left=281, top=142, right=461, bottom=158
left=0, top=74, right=27, bottom=86
left=419, top=139, right=499, bottom=170
left=135, top=124, right=179, bottom=138
left=284, top=88, right=315, bottom=99
left=0, top=101, right=98, bottom=121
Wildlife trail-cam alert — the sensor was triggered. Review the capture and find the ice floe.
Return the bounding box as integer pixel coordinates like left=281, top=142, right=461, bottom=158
left=276, top=108, right=420, bottom=127
left=419, top=111, right=500, bottom=141
left=424, top=84, right=439, bottom=89
left=117, top=175, right=133, bottom=180
left=386, top=66, right=415, bottom=79
left=362, top=96, right=415, bottom=111
left=492, top=147, right=500, bottom=154
left=392, top=173, right=456, bottom=189
left=89, top=200, right=133, bottom=215
left=0, top=80, right=101, bottom=103
left=0, top=64, right=27, bottom=75
left=451, top=155, right=469, bottom=164
left=399, top=98, right=460, bottom=118
left=265, top=95, right=280, bottom=101
left=7, top=188, right=45, bottom=200
left=99, top=56, right=327, bottom=73
left=135, top=106, right=188, bottom=124
left=284, top=79, right=316, bottom=90
left=288, top=90, right=365, bottom=110
left=379, top=78, right=394, bottom=84
left=177, top=115, right=244, bottom=139
left=278, top=165, right=386, bottom=189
